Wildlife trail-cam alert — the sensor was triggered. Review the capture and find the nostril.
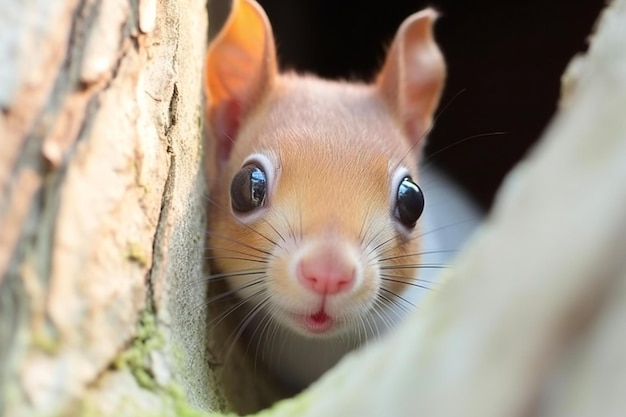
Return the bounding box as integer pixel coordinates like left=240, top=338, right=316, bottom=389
left=337, top=278, right=351, bottom=290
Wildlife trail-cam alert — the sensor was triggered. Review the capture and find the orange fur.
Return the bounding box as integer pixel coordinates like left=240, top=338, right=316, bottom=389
left=208, top=74, right=423, bottom=327
left=204, top=0, right=446, bottom=389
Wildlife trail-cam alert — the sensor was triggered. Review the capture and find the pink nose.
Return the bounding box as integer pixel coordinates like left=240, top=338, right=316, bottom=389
left=297, top=247, right=355, bottom=295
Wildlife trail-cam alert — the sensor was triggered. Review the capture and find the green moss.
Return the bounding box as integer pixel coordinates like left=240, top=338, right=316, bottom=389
left=106, top=307, right=228, bottom=416
left=31, top=331, right=60, bottom=355
left=163, top=384, right=226, bottom=417
left=105, top=302, right=234, bottom=416
left=112, top=308, right=163, bottom=389
left=126, top=242, right=148, bottom=267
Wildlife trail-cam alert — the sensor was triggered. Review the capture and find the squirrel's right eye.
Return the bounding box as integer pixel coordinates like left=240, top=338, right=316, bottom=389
left=230, top=164, right=267, bottom=213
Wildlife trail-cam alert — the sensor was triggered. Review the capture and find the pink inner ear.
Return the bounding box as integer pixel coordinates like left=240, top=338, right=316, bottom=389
left=375, top=9, right=445, bottom=148
left=204, top=0, right=279, bottom=174
left=211, top=99, right=242, bottom=164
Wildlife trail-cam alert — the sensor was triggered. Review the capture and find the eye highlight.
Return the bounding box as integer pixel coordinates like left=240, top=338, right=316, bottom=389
left=230, top=164, right=267, bottom=213
left=395, top=177, right=424, bottom=229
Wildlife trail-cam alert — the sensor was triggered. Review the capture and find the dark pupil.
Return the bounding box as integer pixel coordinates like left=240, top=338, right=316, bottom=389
left=396, top=177, right=424, bottom=228
left=230, top=164, right=267, bottom=213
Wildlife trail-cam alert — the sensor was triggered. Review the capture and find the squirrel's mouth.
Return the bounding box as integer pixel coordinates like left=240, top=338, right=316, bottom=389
left=291, top=310, right=335, bottom=334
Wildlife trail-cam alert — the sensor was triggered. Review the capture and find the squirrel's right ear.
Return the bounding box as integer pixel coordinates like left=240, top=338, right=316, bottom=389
left=204, top=0, right=277, bottom=166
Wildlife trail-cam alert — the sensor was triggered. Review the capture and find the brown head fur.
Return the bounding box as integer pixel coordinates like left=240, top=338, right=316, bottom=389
left=204, top=0, right=445, bottom=337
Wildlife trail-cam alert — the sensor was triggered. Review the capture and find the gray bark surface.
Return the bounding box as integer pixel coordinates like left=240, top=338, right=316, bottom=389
left=0, top=1, right=217, bottom=415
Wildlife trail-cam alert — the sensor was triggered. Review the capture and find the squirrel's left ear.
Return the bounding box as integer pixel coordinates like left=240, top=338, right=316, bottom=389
left=376, top=9, right=446, bottom=149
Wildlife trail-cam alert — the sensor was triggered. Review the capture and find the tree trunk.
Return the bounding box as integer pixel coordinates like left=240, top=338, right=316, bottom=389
left=0, top=0, right=218, bottom=415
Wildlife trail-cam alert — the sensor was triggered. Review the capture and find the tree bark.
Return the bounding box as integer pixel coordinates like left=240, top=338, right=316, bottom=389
left=0, top=0, right=217, bottom=415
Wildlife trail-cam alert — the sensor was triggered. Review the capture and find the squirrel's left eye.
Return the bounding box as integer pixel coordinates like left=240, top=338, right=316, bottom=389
left=230, top=164, right=267, bottom=213
left=394, top=177, right=424, bottom=229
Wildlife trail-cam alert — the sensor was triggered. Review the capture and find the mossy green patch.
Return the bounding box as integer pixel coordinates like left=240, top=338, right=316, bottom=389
left=106, top=298, right=235, bottom=416
left=164, top=384, right=228, bottom=417
left=126, top=242, right=149, bottom=267
left=113, top=308, right=164, bottom=389
left=31, top=331, right=60, bottom=355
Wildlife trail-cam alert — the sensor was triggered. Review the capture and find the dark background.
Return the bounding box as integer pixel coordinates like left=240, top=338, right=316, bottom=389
left=208, top=0, right=603, bottom=209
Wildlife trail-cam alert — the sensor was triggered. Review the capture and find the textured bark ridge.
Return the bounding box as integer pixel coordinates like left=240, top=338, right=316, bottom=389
left=1, top=0, right=625, bottom=416
left=0, top=0, right=217, bottom=415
